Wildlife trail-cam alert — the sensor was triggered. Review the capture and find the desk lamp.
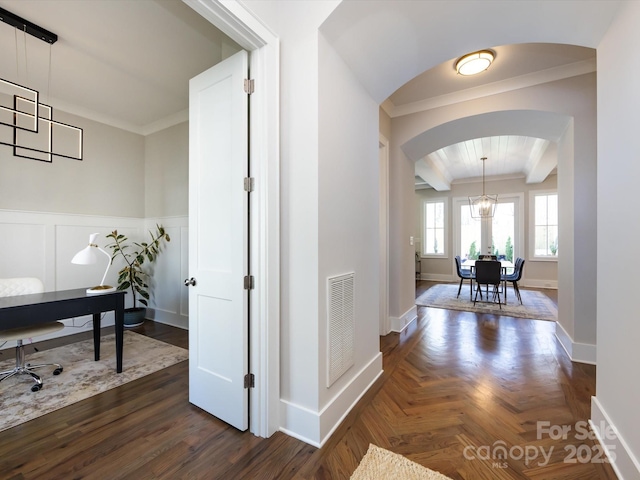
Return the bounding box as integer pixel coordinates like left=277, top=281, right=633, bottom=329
left=71, top=233, right=116, bottom=294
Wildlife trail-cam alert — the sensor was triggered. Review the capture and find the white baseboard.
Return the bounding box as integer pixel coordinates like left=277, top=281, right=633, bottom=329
left=147, top=308, right=188, bottom=329
left=389, top=305, right=417, bottom=333
left=591, top=395, right=640, bottom=479
left=418, top=274, right=558, bottom=290
left=522, top=278, right=558, bottom=289
left=420, top=273, right=455, bottom=282
left=554, top=322, right=597, bottom=365
left=279, top=352, right=383, bottom=447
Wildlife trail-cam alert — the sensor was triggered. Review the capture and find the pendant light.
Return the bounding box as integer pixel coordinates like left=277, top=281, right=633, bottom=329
left=468, top=157, right=498, bottom=218
left=0, top=6, right=83, bottom=162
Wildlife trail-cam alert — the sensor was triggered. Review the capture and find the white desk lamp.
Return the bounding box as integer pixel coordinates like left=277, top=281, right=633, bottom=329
left=71, top=233, right=116, bottom=294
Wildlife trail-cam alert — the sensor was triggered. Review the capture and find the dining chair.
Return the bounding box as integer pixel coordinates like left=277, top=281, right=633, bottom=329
left=0, top=278, right=64, bottom=392
left=501, top=258, right=525, bottom=305
left=455, top=255, right=475, bottom=300
left=473, top=260, right=502, bottom=308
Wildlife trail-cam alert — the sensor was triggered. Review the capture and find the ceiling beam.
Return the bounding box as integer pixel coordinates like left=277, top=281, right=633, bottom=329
left=415, top=157, right=451, bottom=191
left=526, top=141, right=557, bottom=183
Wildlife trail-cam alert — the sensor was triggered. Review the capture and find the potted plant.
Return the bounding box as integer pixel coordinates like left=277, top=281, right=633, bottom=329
left=106, top=225, right=170, bottom=327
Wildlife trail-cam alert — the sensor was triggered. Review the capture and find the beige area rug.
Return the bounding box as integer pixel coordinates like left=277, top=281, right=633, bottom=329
left=416, top=283, right=557, bottom=321
left=0, top=331, right=188, bottom=432
left=351, top=444, right=453, bottom=480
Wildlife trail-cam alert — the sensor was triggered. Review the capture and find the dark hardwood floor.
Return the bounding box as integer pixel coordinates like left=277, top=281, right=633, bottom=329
left=0, top=283, right=617, bottom=479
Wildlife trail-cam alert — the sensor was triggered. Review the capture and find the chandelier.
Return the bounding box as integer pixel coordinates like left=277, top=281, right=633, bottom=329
left=0, top=6, right=83, bottom=162
left=468, top=157, right=498, bottom=218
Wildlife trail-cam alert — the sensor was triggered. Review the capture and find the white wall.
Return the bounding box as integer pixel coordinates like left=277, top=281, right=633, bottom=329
left=318, top=33, right=382, bottom=441
left=145, top=121, right=189, bottom=218
left=594, top=2, right=640, bottom=478
left=240, top=0, right=383, bottom=446
left=0, top=110, right=145, bottom=217
left=0, top=210, right=187, bottom=346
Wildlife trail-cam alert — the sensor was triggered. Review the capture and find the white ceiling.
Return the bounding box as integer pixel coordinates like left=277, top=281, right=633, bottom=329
left=389, top=43, right=595, bottom=189
left=415, top=135, right=551, bottom=187
left=319, top=1, right=619, bottom=189
left=0, top=0, right=239, bottom=135
left=0, top=0, right=612, bottom=181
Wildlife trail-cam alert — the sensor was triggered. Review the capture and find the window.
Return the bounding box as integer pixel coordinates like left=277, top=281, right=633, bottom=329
left=423, top=199, right=446, bottom=256
left=532, top=192, right=558, bottom=258
left=454, top=194, right=523, bottom=262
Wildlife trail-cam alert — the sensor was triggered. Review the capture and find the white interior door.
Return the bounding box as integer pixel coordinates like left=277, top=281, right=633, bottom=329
left=188, top=50, right=249, bottom=431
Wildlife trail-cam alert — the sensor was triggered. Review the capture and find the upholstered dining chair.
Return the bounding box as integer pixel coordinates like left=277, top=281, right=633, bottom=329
left=473, top=260, right=502, bottom=309
left=0, top=278, right=64, bottom=392
left=455, top=255, right=475, bottom=300
left=502, top=257, right=525, bottom=305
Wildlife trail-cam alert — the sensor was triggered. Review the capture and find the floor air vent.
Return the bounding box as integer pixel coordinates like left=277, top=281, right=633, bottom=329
left=327, top=272, right=355, bottom=387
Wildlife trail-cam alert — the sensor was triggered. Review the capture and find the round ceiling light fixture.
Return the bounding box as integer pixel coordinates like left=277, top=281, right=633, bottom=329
left=455, top=50, right=495, bottom=76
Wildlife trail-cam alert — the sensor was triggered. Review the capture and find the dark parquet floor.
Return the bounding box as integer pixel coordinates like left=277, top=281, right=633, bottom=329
left=0, top=282, right=617, bottom=479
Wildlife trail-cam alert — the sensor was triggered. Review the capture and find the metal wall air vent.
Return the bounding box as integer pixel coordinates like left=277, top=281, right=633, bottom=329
left=327, top=272, right=355, bottom=388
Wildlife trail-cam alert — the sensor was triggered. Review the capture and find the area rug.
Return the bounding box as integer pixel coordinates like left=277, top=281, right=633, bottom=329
left=0, top=331, right=188, bottom=432
left=351, top=444, right=453, bottom=480
left=416, top=283, right=557, bottom=321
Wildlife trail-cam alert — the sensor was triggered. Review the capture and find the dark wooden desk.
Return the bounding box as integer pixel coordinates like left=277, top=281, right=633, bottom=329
left=0, top=289, right=126, bottom=372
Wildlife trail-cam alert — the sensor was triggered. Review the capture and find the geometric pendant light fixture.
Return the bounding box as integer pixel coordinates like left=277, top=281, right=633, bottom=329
left=468, top=157, right=498, bottom=218
left=0, top=6, right=83, bottom=162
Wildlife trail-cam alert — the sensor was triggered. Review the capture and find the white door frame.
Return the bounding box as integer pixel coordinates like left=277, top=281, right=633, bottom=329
left=379, top=134, right=390, bottom=335
left=183, top=0, right=280, bottom=438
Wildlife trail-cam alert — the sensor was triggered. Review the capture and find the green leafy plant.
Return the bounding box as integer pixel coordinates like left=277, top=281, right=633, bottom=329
left=505, top=236, right=514, bottom=262
left=106, top=225, right=170, bottom=309
left=468, top=241, right=479, bottom=260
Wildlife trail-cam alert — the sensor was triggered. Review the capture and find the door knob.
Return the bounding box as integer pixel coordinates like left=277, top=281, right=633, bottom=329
left=184, top=277, right=197, bottom=287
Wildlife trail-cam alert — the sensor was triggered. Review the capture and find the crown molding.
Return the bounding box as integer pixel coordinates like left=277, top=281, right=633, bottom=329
left=386, top=58, right=596, bottom=118
left=40, top=97, right=187, bottom=136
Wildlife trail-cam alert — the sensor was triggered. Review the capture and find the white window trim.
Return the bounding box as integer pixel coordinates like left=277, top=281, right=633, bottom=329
left=453, top=193, right=524, bottom=261
left=422, top=198, right=448, bottom=259
left=529, top=189, right=558, bottom=262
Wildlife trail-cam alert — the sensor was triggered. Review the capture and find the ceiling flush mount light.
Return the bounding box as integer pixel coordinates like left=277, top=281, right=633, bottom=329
left=469, top=157, right=498, bottom=219
left=0, top=6, right=83, bottom=162
left=455, top=50, right=494, bottom=76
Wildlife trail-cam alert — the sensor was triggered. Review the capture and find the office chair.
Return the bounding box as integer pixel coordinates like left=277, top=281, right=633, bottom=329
left=0, top=278, right=64, bottom=392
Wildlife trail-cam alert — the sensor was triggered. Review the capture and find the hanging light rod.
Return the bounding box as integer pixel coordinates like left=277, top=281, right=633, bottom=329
left=0, top=6, right=57, bottom=44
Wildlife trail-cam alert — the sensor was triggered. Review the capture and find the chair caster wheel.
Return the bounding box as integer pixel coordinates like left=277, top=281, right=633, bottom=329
left=53, top=367, right=63, bottom=375
left=31, top=384, right=42, bottom=392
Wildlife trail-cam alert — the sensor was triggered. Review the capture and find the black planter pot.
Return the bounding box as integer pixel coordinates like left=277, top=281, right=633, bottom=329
left=124, top=307, right=146, bottom=327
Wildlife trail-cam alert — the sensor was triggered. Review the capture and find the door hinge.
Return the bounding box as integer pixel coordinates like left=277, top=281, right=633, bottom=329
left=244, top=373, right=255, bottom=389
left=244, top=177, right=255, bottom=192
left=244, top=275, right=254, bottom=290
left=244, top=78, right=254, bottom=95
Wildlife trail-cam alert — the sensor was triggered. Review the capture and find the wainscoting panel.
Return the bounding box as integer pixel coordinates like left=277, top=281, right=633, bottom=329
left=0, top=222, right=47, bottom=282
left=0, top=210, right=188, bottom=350
left=144, top=217, right=188, bottom=329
